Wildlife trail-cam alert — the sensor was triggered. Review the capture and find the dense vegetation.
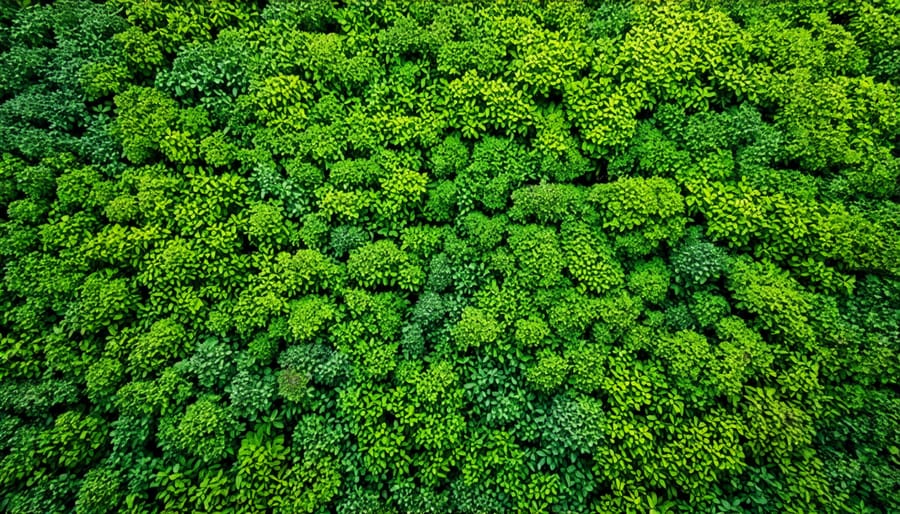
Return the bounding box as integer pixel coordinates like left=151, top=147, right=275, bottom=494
left=1, top=0, right=899, bottom=512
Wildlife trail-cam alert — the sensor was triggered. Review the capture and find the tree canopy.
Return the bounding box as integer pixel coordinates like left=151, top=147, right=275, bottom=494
left=1, top=0, right=899, bottom=512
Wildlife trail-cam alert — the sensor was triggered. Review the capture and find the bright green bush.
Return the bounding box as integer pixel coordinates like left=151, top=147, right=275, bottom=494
left=347, top=239, right=423, bottom=291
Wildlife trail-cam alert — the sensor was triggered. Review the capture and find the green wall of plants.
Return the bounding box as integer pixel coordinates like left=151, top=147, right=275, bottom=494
left=1, top=0, right=898, bottom=512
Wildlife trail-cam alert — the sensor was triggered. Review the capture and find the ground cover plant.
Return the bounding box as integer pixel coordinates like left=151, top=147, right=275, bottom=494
left=1, top=0, right=899, bottom=512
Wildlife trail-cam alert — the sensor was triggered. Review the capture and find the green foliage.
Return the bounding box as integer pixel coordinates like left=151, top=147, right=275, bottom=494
left=589, top=176, right=687, bottom=253
left=690, top=290, right=731, bottom=329
left=728, top=257, right=814, bottom=342
left=655, top=329, right=713, bottom=384
left=526, top=350, right=570, bottom=392
left=347, top=239, right=424, bottom=291
left=229, top=369, right=275, bottom=421
left=429, top=134, right=469, bottom=179
left=43, top=410, right=107, bottom=469
left=509, top=183, right=587, bottom=224
left=712, top=316, right=775, bottom=396
left=244, top=200, right=296, bottom=251
left=423, top=179, right=457, bottom=223
left=329, top=224, right=370, bottom=257
left=567, top=341, right=608, bottom=394
left=453, top=306, right=502, bottom=351
left=2, top=1, right=899, bottom=512
left=627, top=258, right=671, bottom=305
left=66, top=271, right=136, bottom=334
left=85, top=358, right=124, bottom=406
left=288, top=295, right=336, bottom=343
left=401, top=223, right=446, bottom=259
left=514, top=316, right=550, bottom=348
left=560, top=221, right=625, bottom=294
left=671, top=229, right=730, bottom=288
left=508, top=224, right=566, bottom=288
left=75, top=466, right=122, bottom=514
left=187, top=336, right=235, bottom=389
left=127, top=318, right=188, bottom=379
left=158, top=395, right=236, bottom=463
left=0, top=379, right=79, bottom=415
left=113, top=86, right=179, bottom=164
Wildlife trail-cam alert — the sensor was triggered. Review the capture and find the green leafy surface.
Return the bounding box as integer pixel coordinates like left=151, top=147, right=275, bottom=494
left=1, top=1, right=899, bottom=512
